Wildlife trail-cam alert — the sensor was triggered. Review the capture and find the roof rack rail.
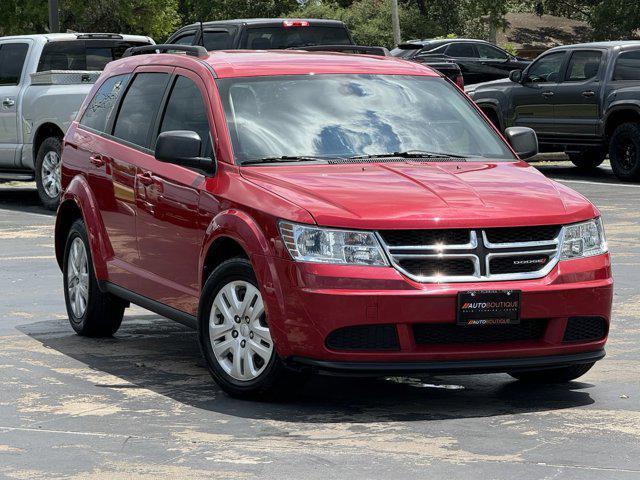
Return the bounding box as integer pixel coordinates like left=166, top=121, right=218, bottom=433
left=290, top=45, right=390, bottom=57
left=123, top=44, right=208, bottom=59
left=75, top=33, right=124, bottom=40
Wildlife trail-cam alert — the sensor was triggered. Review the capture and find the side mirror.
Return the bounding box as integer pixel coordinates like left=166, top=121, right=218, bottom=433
left=509, top=69, right=523, bottom=83
left=154, top=130, right=215, bottom=175
left=504, top=126, right=538, bottom=159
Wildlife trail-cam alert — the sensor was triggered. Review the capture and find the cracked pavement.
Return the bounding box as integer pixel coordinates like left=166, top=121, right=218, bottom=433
left=0, top=160, right=638, bottom=479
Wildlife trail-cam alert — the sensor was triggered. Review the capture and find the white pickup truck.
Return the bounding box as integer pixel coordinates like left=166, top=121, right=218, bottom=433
left=0, top=33, right=153, bottom=209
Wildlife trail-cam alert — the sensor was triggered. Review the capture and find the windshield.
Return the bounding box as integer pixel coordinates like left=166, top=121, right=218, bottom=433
left=216, top=74, right=516, bottom=164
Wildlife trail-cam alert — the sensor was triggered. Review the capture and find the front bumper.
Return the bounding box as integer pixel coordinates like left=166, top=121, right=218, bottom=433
left=261, top=253, right=612, bottom=370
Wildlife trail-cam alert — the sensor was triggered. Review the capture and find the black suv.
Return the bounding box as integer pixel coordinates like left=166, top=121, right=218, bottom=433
left=467, top=41, right=640, bottom=180
left=391, top=38, right=530, bottom=85
left=166, top=18, right=353, bottom=50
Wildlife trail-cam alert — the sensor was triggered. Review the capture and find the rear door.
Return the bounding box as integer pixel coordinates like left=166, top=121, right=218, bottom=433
left=134, top=68, right=214, bottom=315
left=552, top=49, right=604, bottom=138
left=98, top=68, right=172, bottom=289
left=510, top=50, right=567, bottom=138
left=0, top=41, right=30, bottom=167
left=442, top=42, right=483, bottom=84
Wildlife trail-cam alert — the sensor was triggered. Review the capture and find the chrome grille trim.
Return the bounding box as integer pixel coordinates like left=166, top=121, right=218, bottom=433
left=376, top=227, right=564, bottom=283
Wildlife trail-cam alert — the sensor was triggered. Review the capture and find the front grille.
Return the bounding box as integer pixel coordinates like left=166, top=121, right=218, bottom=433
left=489, top=254, right=552, bottom=274
left=378, top=226, right=561, bottom=282
left=398, top=258, right=475, bottom=277
left=379, top=229, right=470, bottom=247
left=563, top=316, right=607, bottom=343
left=485, top=225, right=561, bottom=244
left=325, top=324, right=399, bottom=351
left=413, top=320, right=546, bottom=345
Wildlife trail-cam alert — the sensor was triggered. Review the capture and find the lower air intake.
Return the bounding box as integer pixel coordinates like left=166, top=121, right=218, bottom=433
left=325, top=324, right=400, bottom=351
left=413, top=320, right=547, bottom=345
left=563, top=316, right=607, bottom=342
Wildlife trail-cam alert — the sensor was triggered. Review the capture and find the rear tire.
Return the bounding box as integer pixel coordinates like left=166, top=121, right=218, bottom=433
left=35, top=136, right=63, bottom=211
left=198, top=258, right=306, bottom=399
left=509, top=362, right=595, bottom=383
left=567, top=149, right=606, bottom=170
left=609, top=122, right=640, bottom=181
left=63, top=219, right=125, bottom=337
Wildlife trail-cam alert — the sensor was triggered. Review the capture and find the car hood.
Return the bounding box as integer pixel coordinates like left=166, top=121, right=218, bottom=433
left=465, top=78, right=513, bottom=94
left=240, top=161, right=597, bottom=230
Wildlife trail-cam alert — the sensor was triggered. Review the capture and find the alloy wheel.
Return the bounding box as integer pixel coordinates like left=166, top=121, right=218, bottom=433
left=42, top=151, right=61, bottom=199
left=209, top=280, right=273, bottom=381
left=67, top=237, right=89, bottom=318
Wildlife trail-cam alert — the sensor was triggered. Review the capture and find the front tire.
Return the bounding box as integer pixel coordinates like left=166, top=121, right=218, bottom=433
left=198, top=258, right=301, bottom=399
left=609, top=122, right=640, bottom=181
left=567, top=149, right=606, bottom=170
left=509, top=362, right=595, bottom=383
left=63, top=219, right=125, bottom=337
left=35, top=136, right=63, bottom=211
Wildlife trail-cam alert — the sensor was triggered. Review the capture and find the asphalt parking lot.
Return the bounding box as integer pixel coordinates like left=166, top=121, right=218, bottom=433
left=0, top=159, right=638, bottom=479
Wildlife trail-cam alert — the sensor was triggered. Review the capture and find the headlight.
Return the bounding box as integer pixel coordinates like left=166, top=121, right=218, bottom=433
left=560, top=218, right=607, bottom=260
left=279, top=221, right=389, bottom=266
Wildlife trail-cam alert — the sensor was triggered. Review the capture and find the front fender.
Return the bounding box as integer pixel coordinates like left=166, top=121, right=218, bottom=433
left=56, top=175, right=112, bottom=280
left=199, top=209, right=292, bottom=354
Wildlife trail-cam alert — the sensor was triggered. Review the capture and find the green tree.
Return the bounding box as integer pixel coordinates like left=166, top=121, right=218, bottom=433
left=181, top=0, right=300, bottom=24
left=1, top=0, right=48, bottom=36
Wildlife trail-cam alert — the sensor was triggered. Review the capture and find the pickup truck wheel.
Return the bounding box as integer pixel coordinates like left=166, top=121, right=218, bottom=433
left=567, top=149, right=606, bottom=170
left=35, top=136, right=63, bottom=210
left=63, top=219, right=125, bottom=337
left=508, top=362, right=595, bottom=383
left=609, top=122, right=640, bottom=181
left=199, top=258, right=305, bottom=399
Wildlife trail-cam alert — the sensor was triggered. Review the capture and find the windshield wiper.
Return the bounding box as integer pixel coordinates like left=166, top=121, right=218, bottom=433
left=349, top=150, right=468, bottom=159
left=241, top=155, right=331, bottom=165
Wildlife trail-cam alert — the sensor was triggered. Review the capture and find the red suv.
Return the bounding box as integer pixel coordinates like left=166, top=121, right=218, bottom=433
left=55, top=45, right=612, bottom=398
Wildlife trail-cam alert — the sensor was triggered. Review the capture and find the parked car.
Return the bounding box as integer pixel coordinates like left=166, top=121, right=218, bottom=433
left=55, top=45, right=612, bottom=398
left=167, top=19, right=465, bottom=87
left=0, top=33, right=153, bottom=209
left=391, top=38, right=530, bottom=85
left=466, top=41, right=640, bottom=180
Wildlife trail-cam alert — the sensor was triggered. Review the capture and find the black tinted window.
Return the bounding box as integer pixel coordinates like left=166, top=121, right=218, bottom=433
left=203, top=31, right=233, bottom=50
left=172, top=33, right=196, bottom=46
left=613, top=50, right=640, bottom=81
left=476, top=43, right=508, bottom=60
left=527, top=52, right=565, bottom=83
left=242, top=26, right=351, bottom=49
left=38, top=40, right=150, bottom=72
left=0, top=43, right=29, bottom=85
left=566, top=50, right=601, bottom=81
left=159, top=76, right=212, bottom=156
left=445, top=43, right=477, bottom=58
left=113, top=73, right=169, bottom=148
left=80, top=74, right=129, bottom=132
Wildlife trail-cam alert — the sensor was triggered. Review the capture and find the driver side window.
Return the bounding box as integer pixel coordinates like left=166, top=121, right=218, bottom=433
left=527, top=52, right=565, bottom=83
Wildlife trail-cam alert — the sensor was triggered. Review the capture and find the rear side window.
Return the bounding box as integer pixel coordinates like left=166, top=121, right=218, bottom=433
left=172, top=33, right=196, bottom=46
left=445, top=43, right=477, bottom=58
left=613, top=50, right=640, bottom=81
left=37, top=40, right=151, bottom=72
left=565, top=50, right=602, bottom=81
left=113, top=73, right=170, bottom=148
left=203, top=31, right=233, bottom=50
left=80, top=74, right=129, bottom=132
left=242, top=26, right=351, bottom=49
left=159, top=76, right=212, bottom=156
left=0, top=43, right=29, bottom=85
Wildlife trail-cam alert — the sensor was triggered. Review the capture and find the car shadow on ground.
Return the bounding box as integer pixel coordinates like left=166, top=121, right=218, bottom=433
left=19, top=315, right=596, bottom=423
left=0, top=183, right=54, bottom=216
left=531, top=158, right=627, bottom=184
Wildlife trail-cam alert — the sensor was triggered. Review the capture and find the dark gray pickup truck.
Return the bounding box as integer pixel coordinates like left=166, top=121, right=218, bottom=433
left=466, top=41, right=640, bottom=180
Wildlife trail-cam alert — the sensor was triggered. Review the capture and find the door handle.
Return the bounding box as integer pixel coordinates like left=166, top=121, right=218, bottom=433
left=541, top=91, right=554, bottom=98
left=581, top=90, right=595, bottom=97
left=137, top=171, right=154, bottom=186
left=89, top=154, right=105, bottom=167
left=2, top=98, right=15, bottom=108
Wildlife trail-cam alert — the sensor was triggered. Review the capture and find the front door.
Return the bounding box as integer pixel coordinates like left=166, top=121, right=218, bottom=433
left=134, top=69, right=214, bottom=315
left=0, top=41, right=30, bottom=167
left=510, top=51, right=567, bottom=140
left=552, top=49, right=604, bottom=138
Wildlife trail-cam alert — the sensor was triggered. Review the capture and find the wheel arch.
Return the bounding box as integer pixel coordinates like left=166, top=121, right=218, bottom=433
left=604, top=103, right=640, bottom=139
left=33, top=122, right=64, bottom=161
left=55, top=175, right=112, bottom=280
left=477, top=102, right=504, bottom=131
